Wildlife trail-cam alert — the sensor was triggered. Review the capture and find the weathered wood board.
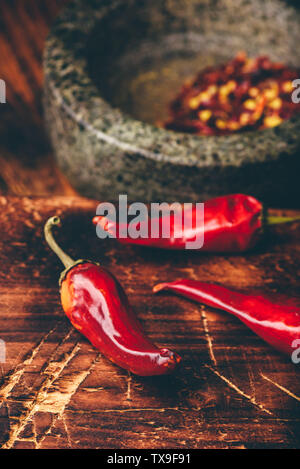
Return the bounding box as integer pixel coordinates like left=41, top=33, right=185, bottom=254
left=0, top=196, right=299, bottom=449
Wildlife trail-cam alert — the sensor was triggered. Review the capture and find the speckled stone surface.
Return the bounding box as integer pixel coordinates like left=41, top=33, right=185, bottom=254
left=44, top=0, right=300, bottom=205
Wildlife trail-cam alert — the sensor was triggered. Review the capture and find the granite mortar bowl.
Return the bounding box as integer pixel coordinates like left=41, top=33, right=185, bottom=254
left=44, top=0, right=300, bottom=205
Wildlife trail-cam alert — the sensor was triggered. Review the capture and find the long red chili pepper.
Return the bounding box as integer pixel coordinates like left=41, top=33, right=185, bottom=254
left=44, top=216, right=181, bottom=376
left=153, top=279, right=300, bottom=356
left=93, top=194, right=300, bottom=253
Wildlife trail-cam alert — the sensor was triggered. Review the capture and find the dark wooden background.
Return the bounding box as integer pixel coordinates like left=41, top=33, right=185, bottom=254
left=0, top=0, right=300, bottom=449
left=0, top=0, right=73, bottom=196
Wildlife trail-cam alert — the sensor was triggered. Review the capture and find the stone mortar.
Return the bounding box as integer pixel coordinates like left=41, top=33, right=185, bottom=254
left=44, top=0, right=300, bottom=205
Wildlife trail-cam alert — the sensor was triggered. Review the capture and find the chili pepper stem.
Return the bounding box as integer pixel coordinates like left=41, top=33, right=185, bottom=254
left=44, top=216, right=75, bottom=269
left=267, top=215, right=300, bottom=226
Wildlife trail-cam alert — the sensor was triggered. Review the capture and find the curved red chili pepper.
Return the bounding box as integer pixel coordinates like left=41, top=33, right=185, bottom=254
left=93, top=194, right=300, bottom=253
left=153, top=279, right=300, bottom=356
left=44, top=217, right=181, bottom=376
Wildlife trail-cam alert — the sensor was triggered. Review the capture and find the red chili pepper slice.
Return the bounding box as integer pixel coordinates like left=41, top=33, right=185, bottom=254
left=153, top=279, right=300, bottom=356
left=93, top=194, right=300, bottom=253
left=44, top=216, right=181, bottom=376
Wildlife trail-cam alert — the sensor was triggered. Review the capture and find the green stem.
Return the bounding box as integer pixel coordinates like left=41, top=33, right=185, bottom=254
left=44, top=216, right=75, bottom=269
left=267, top=215, right=300, bottom=226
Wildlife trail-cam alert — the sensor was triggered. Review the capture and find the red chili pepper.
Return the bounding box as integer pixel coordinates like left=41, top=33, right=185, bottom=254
left=44, top=216, right=181, bottom=376
left=93, top=194, right=300, bottom=253
left=153, top=279, right=300, bottom=356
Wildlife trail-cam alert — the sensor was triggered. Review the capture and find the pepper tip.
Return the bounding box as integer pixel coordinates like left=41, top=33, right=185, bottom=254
left=92, top=216, right=100, bottom=225
left=93, top=216, right=109, bottom=231
left=153, top=283, right=167, bottom=293
left=159, top=348, right=182, bottom=373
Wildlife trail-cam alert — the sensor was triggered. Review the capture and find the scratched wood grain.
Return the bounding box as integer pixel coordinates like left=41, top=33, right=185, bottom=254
left=0, top=196, right=299, bottom=449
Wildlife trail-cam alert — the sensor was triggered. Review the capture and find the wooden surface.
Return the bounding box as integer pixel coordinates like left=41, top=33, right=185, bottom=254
left=0, top=0, right=300, bottom=450
left=0, top=196, right=299, bottom=449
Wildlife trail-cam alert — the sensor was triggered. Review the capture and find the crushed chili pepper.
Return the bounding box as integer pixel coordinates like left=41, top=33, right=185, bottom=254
left=93, top=194, right=300, bottom=253
left=153, top=280, right=300, bottom=356
left=44, top=216, right=181, bottom=376
left=163, top=52, right=300, bottom=135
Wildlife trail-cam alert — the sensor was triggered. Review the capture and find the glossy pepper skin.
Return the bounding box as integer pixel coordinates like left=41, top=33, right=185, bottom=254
left=93, top=194, right=299, bottom=253
left=153, top=280, right=300, bottom=356
left=44, top=217, right=180, bottom=376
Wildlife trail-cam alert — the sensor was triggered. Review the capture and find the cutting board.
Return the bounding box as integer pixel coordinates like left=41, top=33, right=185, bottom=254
left=0, top=196, right=299, bottom=449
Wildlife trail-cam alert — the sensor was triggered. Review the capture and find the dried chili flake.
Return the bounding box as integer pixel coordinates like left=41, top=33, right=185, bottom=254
left=163, top=52, right=300, bottom=135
